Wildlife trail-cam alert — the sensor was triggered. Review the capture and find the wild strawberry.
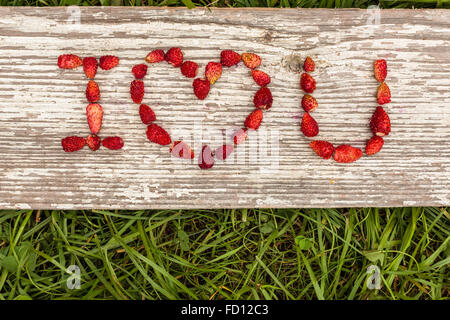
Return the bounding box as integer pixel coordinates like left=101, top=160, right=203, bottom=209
left=86, top=103, right=103, bottom=135
left=244, top=109, right=263, bottom=130
left=102, top=136, right=124, bottom=150
left=333, top=145, right=363, bottom=163
left=130, top=80, right=144, bottom=104
left=132, top=64, right=148, bottom=79
left=303, top=56, right=315, bottom=72
left=242, top=53, right=261, bottom=69
left=170, top=141, right=194, bottom=159
left=139, top=104, right=156, bottom=124
left=301, top=112, right=319, bottom=137
left=253, top=87, right=273, bottom=110
left=180, top=61, right=198, bottom=78
left=309, top=140, right=334, bottom=159
left=82, top=57, right=97, bottom=79
left=365, top=136, right=384, bottom=156
left=377, top=82, right=391, bottom=105
left=146, top=123, right=171, bottom=146
left=61, top=136, right=85, bottom=152
left=301, top=94, right=318, bottom=112
left=58, top=54, right=82, bottom=69
left=165, top=47, right=183, bottom=67
left=251, top=70, right=271, bottom=87
left=215, top=145, right=234, bottom=161
left=233, top=128, right=248, bottom=145
left=374, top=59, right=387, bottom=82
left=370, top=106, right=391, bottom=136
left=220, top=50, right=241, bottom=67
left=86, top=134, right=101, bottom=151
left=86, top=80, right=100, bottom=103
left=300, top=73, right=316, bottom=93
left=145, top=49, right=165, bottom=63
left=198, top=145, right=214, bottom=170
left=205, top=62, right=222, bottom=84
left=99, top=55, right=119, bottom=70
left=193, top=78, right=210, bottom=100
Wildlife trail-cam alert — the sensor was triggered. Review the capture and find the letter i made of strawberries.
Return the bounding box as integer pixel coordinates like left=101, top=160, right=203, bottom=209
left=59, top=54, right=124, bottom=152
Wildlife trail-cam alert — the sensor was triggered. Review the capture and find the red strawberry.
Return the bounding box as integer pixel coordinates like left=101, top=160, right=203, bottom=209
left=170, top=141, right=194, bottom=159
left=301, top=94, right=318, bottom=112
left=377, top=82, right=391, bottom=105
left=309, top=140, right=334, bottom=159
left=300, top=73, right=316, bottom=93
left=86, top=134, right=101, bottom=151
left=86, top=103, right=103, bottom=135
left=301, top=112, right=319, bottom=137
left=99, top=55, right=119, bottom=70
left=251, top=70, right=271, bottom=87
left=61, top=136, right=85, bottom=152
left=370, top=106, right=391, bottom=136
left=242, top=53, right=261, bottom=69
left=365, top=136, right=384, bottom=156
left=146, top=123, right=171, bottom=146
left=253, top=87, right=273, bottom=110
left=374, top=59, right=387, bottom=83
left=205, top=62, right=222, bottom=84
left=333, top=145, right=363, bottom=163
left=180, top=61, right=198, bottom=78
left=102, top=136, right=124, bottom=150
left=132, top=64, right=148, bottom=79
left=193, top=78, right=210, bottom=100
left=244, top=109, right=263, bottom=130
left=303, top=56, right=315, bottom=72
left=58, top=54, right=82, bottom=69
left=139, top=104, right=156, bottom=124
left=130, top=80, right=144, bottom=104
left=86, top=80, right=100, bottom=103
left=82, top=57, right=97, bottom=79
left=145, top=49, right=165, bottom=63
left=165, top=47, right=183, bottom=67
left=198, top=145, right=214, bottom=170
left=220, top=50, right=241, bottom=67
left=215, top=145, right=234, bottom=161
left=233, top=128, right=248, bottom=145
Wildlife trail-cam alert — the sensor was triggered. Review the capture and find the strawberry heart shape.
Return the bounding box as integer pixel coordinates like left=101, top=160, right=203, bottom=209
left=298, top=57, right=391, bottom=163
left=130, top=48, right=274, bottom=170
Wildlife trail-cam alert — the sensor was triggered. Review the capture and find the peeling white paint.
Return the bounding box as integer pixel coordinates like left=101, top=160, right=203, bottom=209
left=0, top=8, right=449, bottom=209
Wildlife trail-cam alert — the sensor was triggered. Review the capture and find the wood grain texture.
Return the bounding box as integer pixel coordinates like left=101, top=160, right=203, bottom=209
left=0, top=7, right=449, bottom=209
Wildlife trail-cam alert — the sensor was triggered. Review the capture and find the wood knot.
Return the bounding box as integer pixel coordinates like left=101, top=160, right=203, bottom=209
left=263, top=32, right=272, bottom=42
left=281, top=54, right=303, bottom=72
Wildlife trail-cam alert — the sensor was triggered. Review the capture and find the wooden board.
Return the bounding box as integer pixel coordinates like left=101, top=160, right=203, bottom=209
left=0, top=7, right=449, bottom=209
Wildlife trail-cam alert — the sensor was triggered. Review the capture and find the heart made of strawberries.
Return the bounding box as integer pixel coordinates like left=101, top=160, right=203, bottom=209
left=298, top=57, right=391, bottom=163
left=130, top=48, right=274, bottom=170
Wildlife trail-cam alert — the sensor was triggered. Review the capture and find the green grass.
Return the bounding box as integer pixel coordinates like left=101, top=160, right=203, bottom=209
left=0, top=0, right=449, bottom=9
left=0, top=208, right=448, bottom=299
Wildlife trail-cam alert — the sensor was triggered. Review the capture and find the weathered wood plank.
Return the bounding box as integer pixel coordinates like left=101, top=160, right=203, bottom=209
left=0, top=7, right=449, bottom=209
